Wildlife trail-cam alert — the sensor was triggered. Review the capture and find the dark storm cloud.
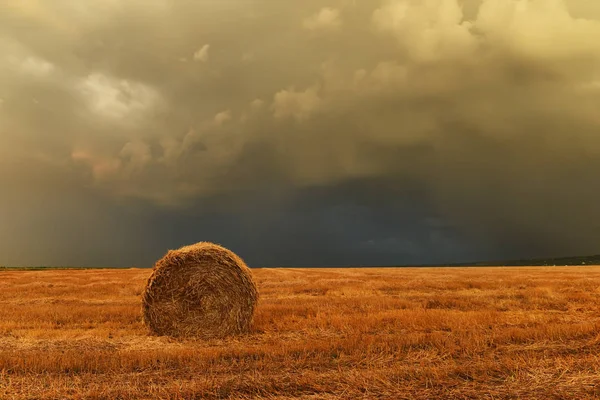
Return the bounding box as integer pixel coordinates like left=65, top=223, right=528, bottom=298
left=2, top=0, right=600, bottom=266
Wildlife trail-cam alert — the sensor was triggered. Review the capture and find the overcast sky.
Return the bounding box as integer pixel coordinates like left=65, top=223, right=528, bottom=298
left=2, top=0, right=600, bottom=267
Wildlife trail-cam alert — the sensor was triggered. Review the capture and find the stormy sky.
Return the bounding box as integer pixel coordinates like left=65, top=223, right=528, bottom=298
left=2, top=0, right=600, bottom=267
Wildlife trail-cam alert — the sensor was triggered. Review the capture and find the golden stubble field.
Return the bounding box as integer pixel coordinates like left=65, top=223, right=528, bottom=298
left=1, top=267, right=600, bottom=399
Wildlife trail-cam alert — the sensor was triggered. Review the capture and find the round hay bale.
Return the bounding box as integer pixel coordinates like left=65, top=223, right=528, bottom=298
left=141, top=242, right=258, bottom=338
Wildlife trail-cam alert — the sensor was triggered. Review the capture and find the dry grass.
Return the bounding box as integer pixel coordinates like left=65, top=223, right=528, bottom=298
left=1, top=266, right=600, bottom=399
left=142, top=242, right=258, bottom=338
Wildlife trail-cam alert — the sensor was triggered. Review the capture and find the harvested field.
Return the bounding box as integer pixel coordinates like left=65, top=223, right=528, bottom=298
left=1, top=267, right=600, bottom=399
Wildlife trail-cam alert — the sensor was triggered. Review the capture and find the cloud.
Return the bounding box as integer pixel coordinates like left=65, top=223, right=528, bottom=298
left=77, top=73, right=161, bottom=121
left=72, top=140, right=152, bottom=182
left=353, top=62, right=408, bottom=93
left=3, top=0, right=600, bottom=266
left=476, top=0, right=600, bottom=59
left=214, top=109, right=232, bottom=126
left=71, top=149, right=122, bottom=181
left=250, top=98, right=264, bottom=109
left=193, top=44, right=210, bottom=62
left=120, top=140, right=152, bottom=176
left=372, top=0, right=476, bottom=62
left=159, top=128, right=198, bottom=166
left=272, top=86, right=323, bottom=120
left=304, top=7, right=342, bottom=32
left=13, top=55, right=55, bottom=77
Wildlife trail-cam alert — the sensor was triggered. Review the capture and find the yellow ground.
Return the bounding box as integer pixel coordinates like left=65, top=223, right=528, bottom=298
left=1, top=267, right=600, bottom=399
